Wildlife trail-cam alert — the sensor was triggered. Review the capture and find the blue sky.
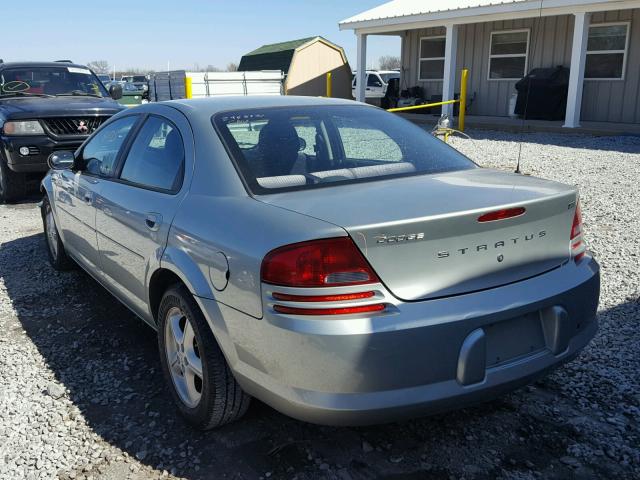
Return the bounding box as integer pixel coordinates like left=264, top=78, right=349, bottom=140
left=4, top=1, right=398, bottom=71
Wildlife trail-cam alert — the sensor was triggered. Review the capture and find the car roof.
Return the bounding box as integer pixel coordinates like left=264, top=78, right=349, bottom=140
left=0, top=61, right=92, bottom=70
left=164, top=95, right=364, bottom=117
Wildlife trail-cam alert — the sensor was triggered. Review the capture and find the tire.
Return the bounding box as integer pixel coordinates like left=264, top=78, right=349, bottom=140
left=158, top=284, right=250, bottom=429
left=41, top=196, right=74, bottom=270
left=0, top=157, right=27, bottom=203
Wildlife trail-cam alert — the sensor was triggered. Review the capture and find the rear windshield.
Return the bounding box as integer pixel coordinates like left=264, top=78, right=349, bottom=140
left=213, top=105, right=475, bottom=194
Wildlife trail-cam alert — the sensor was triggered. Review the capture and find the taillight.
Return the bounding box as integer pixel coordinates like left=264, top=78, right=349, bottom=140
left=262, top=237, right=386, bottom=316
left=261, top=237, right=379, bottom=287
left=273, top=304, right=385, bottom=316
left=272, top=291, right=375, bottom=302
left=571, top=202, right=585, bottom=262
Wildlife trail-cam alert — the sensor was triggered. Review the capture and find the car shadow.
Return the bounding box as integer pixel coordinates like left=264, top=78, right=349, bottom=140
left=1, top=231, right=636, bottom=479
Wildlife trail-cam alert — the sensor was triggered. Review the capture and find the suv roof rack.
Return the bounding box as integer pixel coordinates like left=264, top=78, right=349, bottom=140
left=55, top=60, right=73, bottom=63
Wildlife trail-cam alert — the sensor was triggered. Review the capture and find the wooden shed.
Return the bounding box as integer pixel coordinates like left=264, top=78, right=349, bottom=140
left=238, top=36, right=352, bottom=98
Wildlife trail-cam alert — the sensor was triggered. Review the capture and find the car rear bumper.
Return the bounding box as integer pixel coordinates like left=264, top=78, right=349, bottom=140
left=197, top=255, right=600, bottom=425
left=2, top=135, right=84, bottom=173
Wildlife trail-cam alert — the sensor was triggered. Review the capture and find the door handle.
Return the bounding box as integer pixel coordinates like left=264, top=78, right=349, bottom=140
left=145, top=213, right=162, bottom=232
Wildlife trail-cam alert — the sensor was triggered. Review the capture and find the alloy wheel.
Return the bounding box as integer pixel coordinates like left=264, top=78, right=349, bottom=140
left=164, top=307, right=203, bottom=408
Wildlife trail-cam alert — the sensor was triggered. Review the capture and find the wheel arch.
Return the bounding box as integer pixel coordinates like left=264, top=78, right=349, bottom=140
left=148, top=247, right=216, bottom=324
left=38, top=175, right=66, bottom=239
left=148, top=268, right=187, bottom=325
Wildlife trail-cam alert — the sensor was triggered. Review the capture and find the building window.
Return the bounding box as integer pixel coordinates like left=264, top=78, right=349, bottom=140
left=488, top=30, right=529, bottom=80
left=585, top=22, right=629, bottom=80
left=419, top=36, right=445, bottom=80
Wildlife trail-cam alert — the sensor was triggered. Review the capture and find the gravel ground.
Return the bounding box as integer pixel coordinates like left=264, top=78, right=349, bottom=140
left=0, top=129, right=639, bottom=480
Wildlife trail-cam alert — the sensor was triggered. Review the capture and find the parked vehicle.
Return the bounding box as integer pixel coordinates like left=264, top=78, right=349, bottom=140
left=41, top=96, right=600, bottom=429
left=0, top=61, right=123, bottom=202
left=118, top=82, right=145, bottom=106
left=121, top=75, right=149, bottom=99
left=352, top=70, right=400, bottom=99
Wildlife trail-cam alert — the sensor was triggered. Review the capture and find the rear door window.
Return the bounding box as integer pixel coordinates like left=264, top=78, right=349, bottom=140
left=119, top=116, right=184, bottom=192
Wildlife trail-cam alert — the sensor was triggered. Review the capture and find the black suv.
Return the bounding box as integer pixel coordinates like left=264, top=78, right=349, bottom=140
left=0, top=61, right=124, bottom=202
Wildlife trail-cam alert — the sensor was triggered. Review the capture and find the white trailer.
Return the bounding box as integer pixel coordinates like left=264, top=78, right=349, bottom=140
left=149, top=70, right=283, bottom=101
left=189, top=71, right=283, bottom=97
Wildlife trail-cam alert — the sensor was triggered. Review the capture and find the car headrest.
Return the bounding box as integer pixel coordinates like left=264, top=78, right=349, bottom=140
left=258, top=121, right=299, bottom=151
left=257, top=120, right=300, bottom=176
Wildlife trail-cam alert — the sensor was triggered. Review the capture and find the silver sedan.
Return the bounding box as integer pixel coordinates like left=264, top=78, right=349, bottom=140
left=40, top=96, right=600, bottom=429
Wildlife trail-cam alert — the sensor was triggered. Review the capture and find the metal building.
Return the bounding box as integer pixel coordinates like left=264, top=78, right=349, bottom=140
left=341, top=0, right=640, bottom=127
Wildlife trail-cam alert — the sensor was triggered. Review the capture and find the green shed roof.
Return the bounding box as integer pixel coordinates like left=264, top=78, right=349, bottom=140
left=238, top=37, right=327, bottom=74
left=244, top=37, right=318, bottom=56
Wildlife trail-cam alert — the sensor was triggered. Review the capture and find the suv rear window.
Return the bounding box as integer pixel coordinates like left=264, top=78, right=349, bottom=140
left=213, top=105, right=475, bottom=194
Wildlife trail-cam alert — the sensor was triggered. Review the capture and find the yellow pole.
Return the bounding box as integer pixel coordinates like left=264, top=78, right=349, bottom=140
left=326, top=72, right=332, bottom=98
left=185, top=76, right=193, bottom=99
left=458, top=68, right=468, bottom=131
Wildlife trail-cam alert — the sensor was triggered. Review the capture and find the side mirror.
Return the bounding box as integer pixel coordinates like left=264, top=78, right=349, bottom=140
left=109, top=83, right=123, bottom=100
left=48, top=151, right=75, bottom=170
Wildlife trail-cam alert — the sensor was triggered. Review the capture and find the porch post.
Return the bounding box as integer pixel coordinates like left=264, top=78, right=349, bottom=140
left=442, top=24, right=459, bottom=117
left=356, top=32, right=368, bottom=102
left=400, top=31, right=407, bottom=88
left=564, top=12, right=591, bottom=128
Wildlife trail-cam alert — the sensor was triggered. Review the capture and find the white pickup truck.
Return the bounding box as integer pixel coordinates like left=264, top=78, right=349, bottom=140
left=351, top=70, right=400, bottom=99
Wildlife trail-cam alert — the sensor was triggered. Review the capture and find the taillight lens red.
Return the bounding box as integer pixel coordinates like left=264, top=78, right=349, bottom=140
left=571, top=202, right=585, bottom=262
left=272, top=291, right=375, bottom=302
left=261, top=237, right=379, bottom=287
left=477, top=207, right=526, bottom=222
left=273, top=303, right=385, bottom=316
left=571, top=203, right=582, bottom=240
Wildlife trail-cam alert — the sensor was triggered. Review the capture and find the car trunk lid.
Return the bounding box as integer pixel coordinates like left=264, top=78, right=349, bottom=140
left=259, top=168, right=578, bottom=301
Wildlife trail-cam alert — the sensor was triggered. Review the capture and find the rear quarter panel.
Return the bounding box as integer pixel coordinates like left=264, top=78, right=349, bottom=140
left=166, top=194, right=346, bottom=318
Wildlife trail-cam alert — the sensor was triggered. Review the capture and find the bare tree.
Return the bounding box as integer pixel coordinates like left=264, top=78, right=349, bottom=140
left=205, top=64, right=222, bottom=72
left=378, top=55, right=401, bottom=70
left=86, top=60, right=110, bottom=74
left=226, top=62, right=239, bottom=72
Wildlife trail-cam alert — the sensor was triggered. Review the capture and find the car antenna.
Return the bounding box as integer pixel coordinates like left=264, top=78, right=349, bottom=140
left=515, top=0, right=544, bottom=174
